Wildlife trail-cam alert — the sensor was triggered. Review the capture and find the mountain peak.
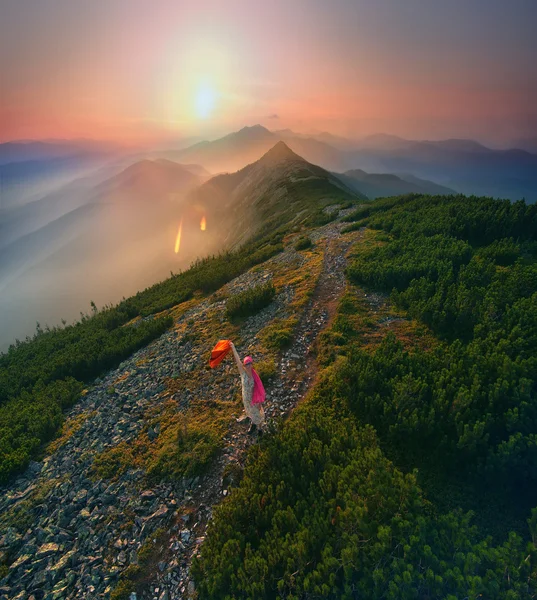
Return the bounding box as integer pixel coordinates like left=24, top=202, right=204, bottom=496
left=235, top=124, right=273, bottom=138
left=246, top=124, right=271, bottom=132
left=259, top=141, right=303, bottom=165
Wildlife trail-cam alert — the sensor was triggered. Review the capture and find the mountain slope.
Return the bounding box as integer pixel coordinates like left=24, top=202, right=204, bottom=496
left=0, top=211, right=363, bottom=599
left=0, top=158, right=212, bottom=350
left=93, top=158, right=205, bottom=203
left=2, top=194, right=536, bottom=600
left=161, top=125, right=277, bottom=173
left=186, top=141, right=363, bottom=246
left=0, top=145, right=359, bottom=351
left=158, top=125, right=537, bottom=201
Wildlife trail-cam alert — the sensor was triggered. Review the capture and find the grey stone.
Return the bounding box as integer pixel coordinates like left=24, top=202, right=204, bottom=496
left=145, top=505, right=169, bottom=522
left=1, top=528, right=22, bottom=549
left=72, top=489, right=88, bottom=505
left=28, top=461, right=43, bottom=475
left=36, top=543, right=60, bottom=559
left=180, top=530, right=191, bottom=543
left=48, top=549, right=76, bottom=580
left=9, top=553, right=32, bottom=570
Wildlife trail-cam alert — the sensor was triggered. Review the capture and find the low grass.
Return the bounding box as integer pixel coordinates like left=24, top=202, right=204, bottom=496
left=110, top=528, right=169, bottom=600
left=260, top=317, right=298, bottom=352
left=92, top=390, right=238, bottom=485
left=254, top=358, right=277, bottom=382
left=145, top=400, right=234, bottom=481
left=46, top=410, right=95, bottom=455
left=91, top=434, right=150, bottom=480
left=0, top=478, right=60, bottom=534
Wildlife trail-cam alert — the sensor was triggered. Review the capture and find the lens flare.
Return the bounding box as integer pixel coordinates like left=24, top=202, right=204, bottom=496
left=174, top=219, right=183, bottom=254
left=200, top=216, right=206, bottom=231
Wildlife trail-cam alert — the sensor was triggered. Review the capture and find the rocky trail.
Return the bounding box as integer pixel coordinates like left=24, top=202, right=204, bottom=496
left=0, top=215, right=362, bottom=600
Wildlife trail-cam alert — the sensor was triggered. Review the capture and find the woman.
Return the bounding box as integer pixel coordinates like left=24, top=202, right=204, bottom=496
left=230, top=341, right=265, bottom=433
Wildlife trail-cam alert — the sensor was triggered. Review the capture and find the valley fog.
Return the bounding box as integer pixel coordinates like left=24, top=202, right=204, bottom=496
left=0, top=156, right=219, bottom=351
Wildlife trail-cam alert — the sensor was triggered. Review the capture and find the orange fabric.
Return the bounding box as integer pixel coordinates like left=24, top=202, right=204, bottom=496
left=209, top=339, right=232, bottom=368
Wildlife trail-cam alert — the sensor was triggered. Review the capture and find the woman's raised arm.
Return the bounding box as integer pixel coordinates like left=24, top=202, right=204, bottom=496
left=230, top=342, right=245, bottom=374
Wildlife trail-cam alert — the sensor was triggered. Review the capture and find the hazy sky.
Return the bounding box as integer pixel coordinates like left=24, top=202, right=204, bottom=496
left=1, top=0, right=536, bottom=145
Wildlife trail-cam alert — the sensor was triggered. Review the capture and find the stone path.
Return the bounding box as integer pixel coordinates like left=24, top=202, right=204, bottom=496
left=0, top=217, right=362, bottom=600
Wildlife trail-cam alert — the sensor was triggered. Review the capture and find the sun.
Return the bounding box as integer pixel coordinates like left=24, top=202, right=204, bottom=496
left=157, top=34, right=245, bottom=127
left=195, top=81, right=217, bottom=119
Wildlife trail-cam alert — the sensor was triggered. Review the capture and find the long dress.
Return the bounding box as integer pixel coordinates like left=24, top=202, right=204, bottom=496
left=241, top=371, right=265, bottom=427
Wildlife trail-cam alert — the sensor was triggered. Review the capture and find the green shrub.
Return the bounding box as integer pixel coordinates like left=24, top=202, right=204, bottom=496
left=0, top=378, right=84, bottom=482
left=254, top=358, right=277, bottom=382
left=342, top=205, right=372, bottom=222
left=342, top=194, right=537, bottom=495
left=261, top=318, right=296, bottom=351
left=146, top=410, right=225, bottom=481
left=294, top=235, right=313, bottom=251
left=338, top=293, right=359, bottom=314
left=475, top=237, right=521, bottom=266
left=193, top=403, right=536, bottom=599
left=226, top=282, right=276, bottom=320
left=341, top=221, right=365, bottom=233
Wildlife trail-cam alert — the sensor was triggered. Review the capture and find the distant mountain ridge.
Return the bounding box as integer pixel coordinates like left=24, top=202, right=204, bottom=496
left=160, top=125, right=353, bottom=173
left=0, top=139, right=121, bottom=165
left=153, top=125, right=537, bottom=202
left=336, top=168, right=456, bottom=199
left=5, top=128, right=537, bottom=202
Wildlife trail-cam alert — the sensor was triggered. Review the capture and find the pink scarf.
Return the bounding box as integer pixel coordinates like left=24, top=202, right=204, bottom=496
left=251, top=368, right=266, bottom=405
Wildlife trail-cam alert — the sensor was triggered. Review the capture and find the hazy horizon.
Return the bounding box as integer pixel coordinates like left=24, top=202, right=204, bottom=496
left=1, top=0, right=536, bottom=147
left=2, top=125, right=536, bottom=152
